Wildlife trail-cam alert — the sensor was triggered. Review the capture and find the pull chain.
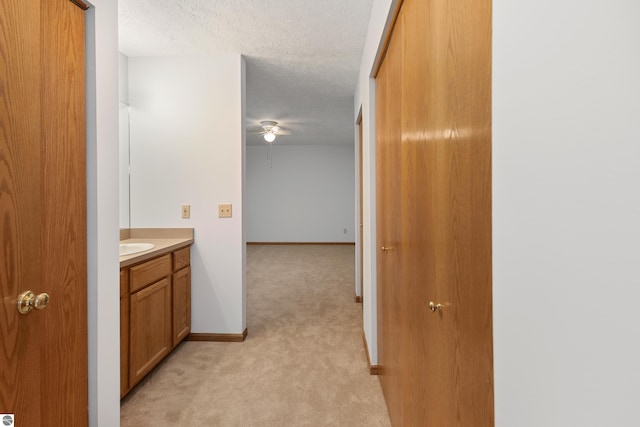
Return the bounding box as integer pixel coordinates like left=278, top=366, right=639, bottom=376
left=266, top=141, right=273, bottom=168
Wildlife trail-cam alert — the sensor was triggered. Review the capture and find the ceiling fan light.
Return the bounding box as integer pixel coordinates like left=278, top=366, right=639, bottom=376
left=264, top=132, right=276, bottom=143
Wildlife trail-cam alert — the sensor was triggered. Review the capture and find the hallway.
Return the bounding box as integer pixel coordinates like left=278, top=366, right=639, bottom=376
left=121, top=244, right=390, bottom=426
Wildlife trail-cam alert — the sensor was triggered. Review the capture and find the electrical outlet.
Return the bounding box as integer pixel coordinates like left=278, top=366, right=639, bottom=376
left=181, top=204, right=190, bottom=219
left=218, top=203, right=232, bottom=218
left=343, top=228, right=347, bottom=234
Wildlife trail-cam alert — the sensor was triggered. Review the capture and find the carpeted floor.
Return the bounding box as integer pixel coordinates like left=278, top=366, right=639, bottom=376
left=121, top=244, right=391, bottom=426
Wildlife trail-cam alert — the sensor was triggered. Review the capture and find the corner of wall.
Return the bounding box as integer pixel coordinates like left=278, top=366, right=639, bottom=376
left=354, top=0, right=395, bottom=366
left=85, top=0, right=121, bottom=425
left=240, top=54, right=247, bottom=330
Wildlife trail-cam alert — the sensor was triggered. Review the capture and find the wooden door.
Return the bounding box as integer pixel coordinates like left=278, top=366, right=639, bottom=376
left=376, top=0, right=493, bottom=425
left=376, top=12, right=407, bottom=424
left=0, top=0, right=88, bottom=425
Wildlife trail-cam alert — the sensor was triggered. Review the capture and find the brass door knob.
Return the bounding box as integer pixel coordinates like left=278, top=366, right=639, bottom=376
left=428, top=301, right=442, bottom=313
left=34, top=293, right=50, bottom=310
left=17, top=291, right=50, bottom=314
left=17, top=290, right=35, bottom=314
left=381, top=246, right=393, bottom=252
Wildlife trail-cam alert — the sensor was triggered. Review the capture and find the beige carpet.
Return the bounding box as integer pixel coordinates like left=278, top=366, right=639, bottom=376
left=121, top=244, right=391, bottom=426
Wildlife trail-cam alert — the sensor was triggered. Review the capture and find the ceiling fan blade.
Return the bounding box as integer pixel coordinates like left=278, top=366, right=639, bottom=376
left=247, top=129, right=266, bottom=133
left=276, top=130, right=292, bottom=135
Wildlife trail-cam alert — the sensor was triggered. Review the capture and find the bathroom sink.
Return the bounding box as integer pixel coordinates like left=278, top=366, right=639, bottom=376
left=119, top=243, right=155, bottom=256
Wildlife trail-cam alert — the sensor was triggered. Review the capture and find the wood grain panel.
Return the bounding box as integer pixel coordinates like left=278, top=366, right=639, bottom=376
left=40, top=0, right=88, bottom=424
left=172, top=266, right=191, bottom=346
left=120, top=269, right=128, bottom=298
left=120, top=296, right=130, bottom=397
left=130, top=254, right=171, bottom=292
left=0, top=2, right=43, bottom=425
left=129, top=278, right=172, bottom=388
left=399, top=2, right=446, bottom=423
left=406, top=0, right=493, bottom=424
left=1, top=1, right=87, bottom=423
left=376, top=14, right=405, bottom=426
left=376, top=0, right=493, bottom=424
left=187, top=329, right=248, bottom=342
left=173, top=246, right=190, bottom=271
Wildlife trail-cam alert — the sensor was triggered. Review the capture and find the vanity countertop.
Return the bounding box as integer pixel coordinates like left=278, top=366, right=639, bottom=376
left=119, top=228, right=194, bottom=268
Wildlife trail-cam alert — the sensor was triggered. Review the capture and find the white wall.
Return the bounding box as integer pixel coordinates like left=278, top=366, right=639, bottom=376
left=85, top=0, right=120, bottom=425
left=353, top=0, right=396, bottom=364
left=128, top=54, right=246, bottom=334
left=493, top=1, right=640, bottom=425
left=357, top=1, right=640, bottom=423
left=118, top=106, right=129, bottom=228
left=118, top=52, right=129, bottom=104
left=119, top=53, right=130, bottom=228
left=246, top=144, right=355, bottom=242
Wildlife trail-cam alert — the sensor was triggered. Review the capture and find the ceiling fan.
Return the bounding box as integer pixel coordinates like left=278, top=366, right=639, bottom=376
left=248, top=121, right=292, bottom=142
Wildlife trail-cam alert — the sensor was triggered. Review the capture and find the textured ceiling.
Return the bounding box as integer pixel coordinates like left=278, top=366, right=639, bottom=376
left=119, top=0, right=373, bottom=146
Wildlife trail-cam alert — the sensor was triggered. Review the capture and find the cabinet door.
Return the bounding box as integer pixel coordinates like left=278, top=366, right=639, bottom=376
left=129, top=277, right=172, bottom=387
left=120, top=269, right=130, bottom=396
left=173, top=266, right=191, bottom=346
left=120, top=296, right=129, bottom=397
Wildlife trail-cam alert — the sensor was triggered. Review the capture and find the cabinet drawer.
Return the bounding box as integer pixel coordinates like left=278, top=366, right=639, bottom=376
left=120, top=269, right=128, bottom=298
left=173, top=246, right=190, bottom=271
left=130, top=254, right=171, bottom=293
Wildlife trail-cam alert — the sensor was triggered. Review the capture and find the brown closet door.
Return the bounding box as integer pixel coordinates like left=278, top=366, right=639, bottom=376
left=0, top=0, right=88, bottom=425
left=376, top=0, right=493, bottom=425
left=376, top=12, right=406, bottom=425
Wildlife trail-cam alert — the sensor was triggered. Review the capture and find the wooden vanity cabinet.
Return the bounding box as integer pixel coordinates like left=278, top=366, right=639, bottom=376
left=172, top=247, right=191, bottom=346
left=120, top=270, right=129, bottom=398
left=120, top=246, right=191, bottom=397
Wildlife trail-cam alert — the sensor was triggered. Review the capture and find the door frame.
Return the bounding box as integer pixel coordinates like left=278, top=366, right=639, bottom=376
left=83, top=1, right=122, bottom=424
left=356, top=107, right=364, bottom=304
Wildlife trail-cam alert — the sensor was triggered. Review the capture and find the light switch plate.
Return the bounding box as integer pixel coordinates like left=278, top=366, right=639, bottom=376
left=181, top=204, right=190, bottom=219
left=218, top=203, right=232, bottom=218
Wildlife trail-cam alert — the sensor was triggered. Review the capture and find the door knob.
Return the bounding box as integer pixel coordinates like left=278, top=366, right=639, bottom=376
left=34, top=293, right=50, bottom=310
left=428, top=301, right=442, bottom=313
left=381, top=246, right=393, bottom=252
left=17, top=291, right=50, bottom=314
left=17, top=291, right=35, bottom=314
